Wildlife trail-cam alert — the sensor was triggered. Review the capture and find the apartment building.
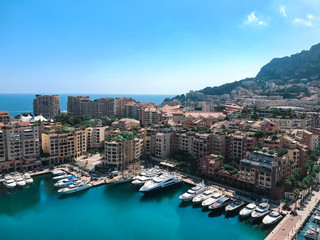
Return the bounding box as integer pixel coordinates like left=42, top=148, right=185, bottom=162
left=103, top=136, right=143, bottom=168
left=140, top=107, right=162, bottom=126
left=239, top=152, right=281, bottom=198
left=0, top=111, right=11, bottom=124
left=175, top=132, right=195, bottom=153
left=191, top=133, right=214, bottom=159
left=67, top=96, right=115, bottom=118
left=155, top=132, right=172, bottom=158
left=86, top=126, right=108, bottom=149
left=198, top=154, right=223, bottom=176
left=225, top=134, right=257, bottom=162
left=293, top=129, right=319, bottom=151
left=144, top=128, right=157, bottom=157
left=112, top=118, right=140, bottom=130
left=42, top=130, right=87, bottom=164
left=115, top=97, right=134, bottom=117
left=33, top=95, right=60, bottom=119
left=0, top=126, right=41, bottom=173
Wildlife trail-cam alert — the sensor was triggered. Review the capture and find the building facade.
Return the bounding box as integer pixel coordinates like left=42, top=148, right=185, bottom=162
left=33, top=95, right=60, bottom=119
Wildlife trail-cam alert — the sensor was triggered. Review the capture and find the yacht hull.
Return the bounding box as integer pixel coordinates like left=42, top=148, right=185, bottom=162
left=140, top=181, right=182, bottom=194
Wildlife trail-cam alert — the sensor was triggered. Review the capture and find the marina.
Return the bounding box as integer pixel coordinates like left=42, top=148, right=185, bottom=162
left=0, top=173, right=271, bottom=240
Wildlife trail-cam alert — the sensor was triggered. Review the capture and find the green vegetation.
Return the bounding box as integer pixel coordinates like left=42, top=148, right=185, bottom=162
left=169, top=150, right=198, bottom=175
left=275, top=148, right=288, bottom=157
left=54, top=113, right=96, bottom=129
left=107, top=131, right=137, bottom=142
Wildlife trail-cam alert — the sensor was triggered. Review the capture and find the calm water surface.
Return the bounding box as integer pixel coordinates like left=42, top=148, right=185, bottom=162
left=0, top=175, right=271, bottom=240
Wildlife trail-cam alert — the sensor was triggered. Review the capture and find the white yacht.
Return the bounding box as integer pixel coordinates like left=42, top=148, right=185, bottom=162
left=23, top=173, right=33, bottom=184
left=139, top=174, right=180, bottom=193
left=251, top=203, right=270, bottom=220
left=239, top=203, right=257, bottom=217
left=305, top=225, right=320, bottom=240
left=132, top=173, right=156, bottom=186
left=179, top=181, right=206, bottom=201
left=58, top=181, right=91, bottom=195
left=3, top=176, right=17, bottom=189
left=262, top=211, right=282, bottom=225
left=53, top=174, right=72, bottom=181
left=14, top=175, right=26, bottom=187
left=225, top=200, right=245, bottom=212
left=192, top=189, right=214, bottom=204
left=52, top=169, right=66, bottom=176
left=201, top=191, right=223, bottom=208
left=54, top=177, right=80, bottom=188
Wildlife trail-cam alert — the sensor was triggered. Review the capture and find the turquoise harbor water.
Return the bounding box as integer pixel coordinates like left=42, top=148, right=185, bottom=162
left=0, top=175, right=271, bottom=240
left=0, top=94, right=175, bottom=117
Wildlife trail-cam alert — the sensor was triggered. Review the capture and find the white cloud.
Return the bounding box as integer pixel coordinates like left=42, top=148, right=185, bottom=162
left=307, top=14, right=314, bottom=19
left=280, top=6, right=287, bottom=17
left=294, top=18, right=312, bottom=26
left=244, top=12, right=267, bottom=26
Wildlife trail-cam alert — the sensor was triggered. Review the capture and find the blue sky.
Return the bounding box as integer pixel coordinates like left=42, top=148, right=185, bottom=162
left=0, top=0, right=320, bottom=95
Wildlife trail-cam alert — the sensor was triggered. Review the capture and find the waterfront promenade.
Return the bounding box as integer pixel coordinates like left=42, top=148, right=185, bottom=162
left=265, top=190, right=320, bottom=240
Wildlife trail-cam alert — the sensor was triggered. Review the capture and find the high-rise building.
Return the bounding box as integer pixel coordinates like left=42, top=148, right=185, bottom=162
left=0, top=111, right=11, bottom=124
left=33, top=95, right=60, bottom=119
left=67, top=96, right=115, bottom=118
left=115, top=97, right=134, bottom=117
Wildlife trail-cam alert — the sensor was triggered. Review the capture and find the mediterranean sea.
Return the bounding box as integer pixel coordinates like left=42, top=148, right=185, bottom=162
left=0, top=174, right=271, bottom=240
left=0, top=94, right=175, bottom=117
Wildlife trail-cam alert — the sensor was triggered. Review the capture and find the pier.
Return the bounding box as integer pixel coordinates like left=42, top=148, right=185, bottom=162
left=265, top=190, right=320, bottom=240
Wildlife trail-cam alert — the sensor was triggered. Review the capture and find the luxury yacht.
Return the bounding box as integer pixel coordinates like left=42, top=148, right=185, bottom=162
left=14, top=175, right=26, bottom=187
left=23, top=173, right=33, bottom=184
left=54, top=176, right=80, bottom=188
left=53, top=174, right=72, bottom=181
left=225, top=200, right=245, bottom=212
left=208, top=196, right=232, bottom=211
left=132, top=173, right=156, bottom=186
left=262, top=211, right=282, bottom=225
left=251, top=203, right=270, bottom=220
left=201, top=191, right=223, bottom=208
left=239, top=203, right=257, bottom=217
left=139, top=174, right=180, bottom=193
left=305, top=225, right=320, bottom=240
left=52, top=169, right=66, bottom=176
left=58, top=181, right=91, bottom=195
left=192, top=189, right=214, bottom=204
left=3, top=176, right=17, bottom=189
left=179, top=181, right=206, bottom=201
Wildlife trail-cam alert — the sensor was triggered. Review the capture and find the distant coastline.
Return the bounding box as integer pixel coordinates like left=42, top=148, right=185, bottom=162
left=0, top=93, right=175, bottom=117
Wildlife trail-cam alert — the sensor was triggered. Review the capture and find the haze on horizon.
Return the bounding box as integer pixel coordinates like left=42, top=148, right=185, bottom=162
left=1, top=0, right=320, bottom=95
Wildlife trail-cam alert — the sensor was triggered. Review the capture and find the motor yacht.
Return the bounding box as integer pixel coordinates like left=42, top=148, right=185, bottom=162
left=23, top=173, right=33, bottom=184
left=209, top=196, right=232, bottom=211
left=54, top=176, right=80, bottom=188
left=251, top=203, right=270, bottom=220
left=262, top=211, right=283, bottom=225
left=239, top=203, right=257, bottom=217
left=58, top=181, right=91, bottom=195
left=139, top=174, right=180, bottom=193
left=14, top=175, right=26, bottom=187
left=305, top=225, right=320, bottom=240
left=132, top=173, right=156, bottom=186
left=192, top=189, right=214, bottom=204
left=53, top=174, right=72, bottom=181
left=52, top=169, right=66, bottom=176
left=201, top=191, right=223, bottom=208
left=179, top=181, right=206, bottom=201
left=3, top=176, right=17, bottom=189
left=225, top=200, right=245, bottom=212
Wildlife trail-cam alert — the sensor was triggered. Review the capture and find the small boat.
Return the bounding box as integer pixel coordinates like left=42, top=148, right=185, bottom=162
left=209, top=196, right=232, bottom=211
left=192, top=189, right=214, bottom=204
left=52, top=169, right=66, bottom=176
left=58, top=181, right=91, bottom=195
left=201, top=191, right=223, bottom=208
left=14, top=175, right=26, bottom=187
left=239, top=203, right=257, bottom=217
left=23, top=173, right=33, bottom=184
left=251, top=203, right=270, bottom=220
left=53, top=174, right=72, bottom=181
left=179, top=181, right=206, bottom=201
left=225, top=200, right=245, bottom=212
left=3, top=176, right=17, bottom=189
left=305, top=225, right=320, bottom=240
left=262, top=211, right=283, bottom=225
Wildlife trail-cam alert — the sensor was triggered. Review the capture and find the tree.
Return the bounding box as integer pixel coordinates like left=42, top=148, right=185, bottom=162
left=284, top=179, right=292, bottom=190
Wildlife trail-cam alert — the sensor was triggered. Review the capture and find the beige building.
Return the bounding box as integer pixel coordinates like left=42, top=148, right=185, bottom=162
left=115, top=97, right=134, bottom=117
left=155, top=132, right=172, bottom=158
left=0, top=111, right=11, bottom=124
left=112, top=118, right=140, bottom=130
left=103, top=135, right=143, bottom=168
left=33, top=95, right=60, bottom=119
left=42, top=130, right=87, bottom=164
left=86, top=126, right=108, bottom=149
left=67, top=96, right=115, bottom=118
